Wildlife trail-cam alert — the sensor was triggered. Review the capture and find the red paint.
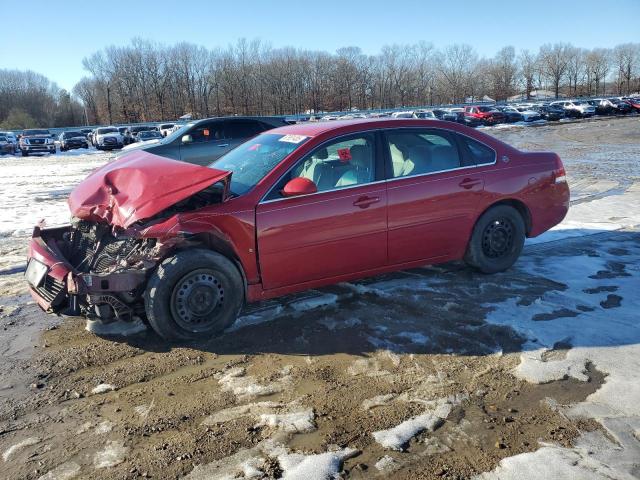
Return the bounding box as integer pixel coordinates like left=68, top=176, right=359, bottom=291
left=28, top=119, right=569, bottom=310
left=68, top=150, right=231, bottom=228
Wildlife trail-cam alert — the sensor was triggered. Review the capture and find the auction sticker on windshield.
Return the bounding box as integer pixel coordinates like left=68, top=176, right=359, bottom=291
left=279, top=134, right=307, bottom=144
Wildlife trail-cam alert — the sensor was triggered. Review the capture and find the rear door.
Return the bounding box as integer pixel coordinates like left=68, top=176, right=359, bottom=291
left=256, top=132, right=388, bottom=290
left=384, top=128, right=490, bottom=264
left=178, top=121, right=230, bottom=165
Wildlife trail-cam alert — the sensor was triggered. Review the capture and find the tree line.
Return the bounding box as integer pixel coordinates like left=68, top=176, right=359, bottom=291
left=1, top=39, right=639, bottom=129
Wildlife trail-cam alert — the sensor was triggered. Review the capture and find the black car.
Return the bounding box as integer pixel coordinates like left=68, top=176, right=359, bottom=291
left=494, top=106, right=524, bottom=123
left=136, top=130, right=164, bottom=142
left=117, top=116, right=290, bottom=166
left=130, top=125, right=156, bottom=139
left=59, top=131, right=89, bottom=151
left=608, top=99, right=633, bottom=115
left=538, top=105, right=565, bottom=121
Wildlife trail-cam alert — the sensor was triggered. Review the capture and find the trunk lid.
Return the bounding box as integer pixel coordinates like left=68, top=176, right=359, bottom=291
left=68, top=150, right=231, bottom=228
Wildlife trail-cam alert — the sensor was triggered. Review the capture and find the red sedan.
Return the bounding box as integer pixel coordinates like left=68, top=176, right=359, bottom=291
left=26, top=119, right=569, bottom=341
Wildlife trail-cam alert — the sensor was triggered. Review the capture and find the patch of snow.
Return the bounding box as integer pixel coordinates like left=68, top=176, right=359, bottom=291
left=362, top=394, right=397, bottom=410
left=277, top=447, right=359, bottom=480
left=85, top=318, right=147, bottom=336
left=37, top=461, right=81, bottom=480
left=372, top=396, right=460, bottom=450
left=91, top=383, right=116, bottom=395
left=256, top=409, right=316, bottom=433
left=93, top=440, right=128, bottom=469
left=375, top=454, right=399, bottom=472
left=289, top=293, right=338, bottom=312
left=481, top=235, right=640, bottom=478
left=318, top=317, right=362, bottom=331
left=201, top=401, right=283, bottom=425
left=134, top=399, right=154, bottom=419
left=94, top=420, right=114, bottom=435
left=474, top=443, right=623, bottom=480
left=217, top=367, right=290, bottom=400
left=2, top=436, right=39, bottom=461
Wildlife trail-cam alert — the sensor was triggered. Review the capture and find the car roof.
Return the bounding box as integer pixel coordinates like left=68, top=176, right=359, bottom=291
left=265, top=118, right=461, bottom=138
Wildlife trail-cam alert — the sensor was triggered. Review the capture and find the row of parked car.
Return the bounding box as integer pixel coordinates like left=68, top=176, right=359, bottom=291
left=0, top=122, right=184, bottom=156
left=1, top=96, right=638, bottom=157
left=318, top=96, right=640, bottom=127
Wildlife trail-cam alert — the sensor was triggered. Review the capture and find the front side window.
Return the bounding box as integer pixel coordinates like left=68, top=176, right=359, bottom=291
left=264, top=134, right=376, bottom=200
left=293, top=135, right=374, bottom=191
left=211, top=133, right=309, bottom=196
left=188, top=123, right=227, bottom=143
left=385, top=130, right=461, bottom=178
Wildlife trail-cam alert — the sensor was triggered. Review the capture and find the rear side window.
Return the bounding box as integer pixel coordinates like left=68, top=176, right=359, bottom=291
left=227, top=121, right=265, bottom=138
left=458, top=136, right=495, bottom=165
left=385, top=130, right=461, bottom=178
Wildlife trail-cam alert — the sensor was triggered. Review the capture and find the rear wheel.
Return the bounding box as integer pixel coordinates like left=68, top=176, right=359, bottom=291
left=145, top=250, right=243, bottom=341
left=464, top=205, right=525, bottom=274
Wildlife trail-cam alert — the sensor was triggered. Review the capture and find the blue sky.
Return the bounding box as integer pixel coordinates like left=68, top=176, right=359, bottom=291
left=1, top=0, right=638, bottom=91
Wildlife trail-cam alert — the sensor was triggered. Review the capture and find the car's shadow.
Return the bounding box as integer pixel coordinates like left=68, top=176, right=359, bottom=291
left=101, top=229, right=640, bottom=359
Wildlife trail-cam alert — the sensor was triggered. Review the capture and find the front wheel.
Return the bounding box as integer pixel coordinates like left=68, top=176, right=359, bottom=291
left=145, top=250, right=244, bottom=341
left=464, top=205, right=525, bottom=274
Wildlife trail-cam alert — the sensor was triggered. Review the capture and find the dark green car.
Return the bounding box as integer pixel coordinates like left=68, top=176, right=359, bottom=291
left=117, top=116, right=290, bottom=166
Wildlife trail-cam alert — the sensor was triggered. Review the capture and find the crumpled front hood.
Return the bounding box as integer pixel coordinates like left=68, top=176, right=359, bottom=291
left=68, top=150, right=231, bottom=228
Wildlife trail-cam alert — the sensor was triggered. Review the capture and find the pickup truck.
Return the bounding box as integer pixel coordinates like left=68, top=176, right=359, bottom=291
left=19, top=129, right=56, bottom=156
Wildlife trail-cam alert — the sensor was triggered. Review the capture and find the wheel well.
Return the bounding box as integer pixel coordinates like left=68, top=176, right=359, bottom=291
left=479, top=199, right=532, bottom=236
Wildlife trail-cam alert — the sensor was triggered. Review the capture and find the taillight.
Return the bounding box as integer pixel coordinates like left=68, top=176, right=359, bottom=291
left=554, top=155, right=566, bottom=184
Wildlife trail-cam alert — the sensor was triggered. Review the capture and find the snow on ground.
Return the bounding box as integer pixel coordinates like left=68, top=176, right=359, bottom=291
left=480, top=232, right=640, bottom=477
left=0, top=150, right=109, bottom=238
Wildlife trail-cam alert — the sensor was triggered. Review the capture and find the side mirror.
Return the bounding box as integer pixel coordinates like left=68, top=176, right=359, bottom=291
left=282, top=177, right=317, bottom=197
left=181, top=134, right=193, bottom=144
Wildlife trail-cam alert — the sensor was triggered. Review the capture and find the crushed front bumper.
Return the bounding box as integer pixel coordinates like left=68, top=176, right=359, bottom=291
left=26, top=225, right=147, bottom=316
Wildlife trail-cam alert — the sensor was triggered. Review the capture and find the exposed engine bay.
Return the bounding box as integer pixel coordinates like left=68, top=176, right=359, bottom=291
left=40, top=219, right=160, bottom=322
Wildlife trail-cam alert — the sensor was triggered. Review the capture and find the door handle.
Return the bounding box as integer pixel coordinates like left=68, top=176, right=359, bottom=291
left=217, top=143, right=229, bottom=147
left=459, top=178, right=482, bottom=189
left=353, top=196, right=380, bottom=208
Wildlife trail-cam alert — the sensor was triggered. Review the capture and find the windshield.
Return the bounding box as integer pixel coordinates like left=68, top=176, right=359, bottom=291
left=0, top=136, right=6, bottom=142
left=140, top=131, right=161, bottom=138
left=159, top=124, right=174, bottom=129
left=162, top=122, right=194, bottom=143
left=97, top=128, right=118, bottom=134
left=63, top=131, right=83, bottom=138
left=23, top=129, right=50, bottom=136
left=209, top=133, right=309, bottom=196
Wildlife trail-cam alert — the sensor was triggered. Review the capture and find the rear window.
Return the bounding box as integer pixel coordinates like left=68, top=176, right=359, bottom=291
left=459, top=136, right=495, bottom=165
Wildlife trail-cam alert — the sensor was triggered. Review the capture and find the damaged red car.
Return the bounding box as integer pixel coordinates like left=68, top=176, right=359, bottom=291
left=26, top=119, right=569, bottom=341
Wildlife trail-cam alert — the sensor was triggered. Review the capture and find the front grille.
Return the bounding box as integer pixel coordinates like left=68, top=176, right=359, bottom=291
left=103, top=137, right=117, bottom=145
left=31, top=139, right=45, bottom=145
left=34, top=275, right=65, bottom=306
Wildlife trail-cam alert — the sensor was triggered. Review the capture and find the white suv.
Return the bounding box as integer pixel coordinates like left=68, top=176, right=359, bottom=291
left=94, top=127, right=124, bottom=150
left=550, top=100, right=596, bottom=118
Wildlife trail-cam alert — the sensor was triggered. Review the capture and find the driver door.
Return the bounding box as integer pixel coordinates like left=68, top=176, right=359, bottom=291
left=256, top=133, right=388, bottom=291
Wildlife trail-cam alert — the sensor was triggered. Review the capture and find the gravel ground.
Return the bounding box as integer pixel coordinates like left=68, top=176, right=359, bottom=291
left=0, top=116, right=639, bottom=479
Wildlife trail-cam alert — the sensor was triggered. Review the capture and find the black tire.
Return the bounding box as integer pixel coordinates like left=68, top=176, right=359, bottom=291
left=464, top=205, right=525, bottom=274
left=21, top=150, right=28, bottom=157
left=144, top=249, right=244, bottom=341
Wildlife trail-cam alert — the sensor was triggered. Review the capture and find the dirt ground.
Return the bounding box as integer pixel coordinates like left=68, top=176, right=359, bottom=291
left=0, top=116, right=639, bottom=479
